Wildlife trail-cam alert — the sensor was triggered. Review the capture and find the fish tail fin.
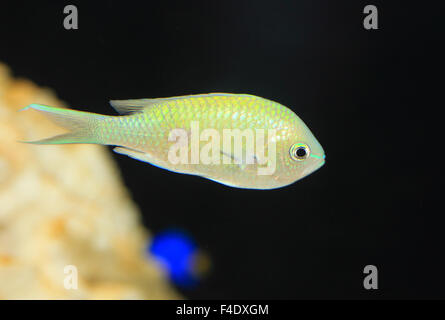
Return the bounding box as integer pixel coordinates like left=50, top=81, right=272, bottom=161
left=19, top=104, right=104, bottom=145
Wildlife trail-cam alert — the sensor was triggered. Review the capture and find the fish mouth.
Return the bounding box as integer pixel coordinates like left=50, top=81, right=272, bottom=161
left=312, top=154, right=326, bottom=172
left=299, top=154, right=325, bottom=178
left=318, top=160, right=325, bottom=168
left=320, top=154, right=326, bottom=165
left=310, top=153, right=325, bottom=165
left=319, top=154, right=326, bottom=167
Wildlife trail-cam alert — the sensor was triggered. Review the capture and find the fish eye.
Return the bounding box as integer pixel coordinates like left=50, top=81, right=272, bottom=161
left=290, top=143, right=310, bottom=161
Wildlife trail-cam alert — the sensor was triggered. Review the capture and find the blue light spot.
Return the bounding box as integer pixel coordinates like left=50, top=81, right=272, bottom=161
left=149, top=229, right=198, bottom=287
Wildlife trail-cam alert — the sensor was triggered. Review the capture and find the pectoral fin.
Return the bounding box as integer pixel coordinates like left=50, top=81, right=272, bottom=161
left=220, top=150, right=258, bottom=170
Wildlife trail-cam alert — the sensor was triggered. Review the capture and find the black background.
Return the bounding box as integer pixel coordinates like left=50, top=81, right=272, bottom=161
left=0, top=1, right=440, bottom=299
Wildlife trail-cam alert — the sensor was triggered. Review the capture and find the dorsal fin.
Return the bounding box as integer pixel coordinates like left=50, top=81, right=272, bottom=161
left=109, top=99, right=159, bottom=114
left=110, top=93, right=256, bottom=115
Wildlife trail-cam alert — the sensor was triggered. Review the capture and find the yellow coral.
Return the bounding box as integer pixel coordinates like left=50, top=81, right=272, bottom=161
left=0, top=63, right=179, bottom=299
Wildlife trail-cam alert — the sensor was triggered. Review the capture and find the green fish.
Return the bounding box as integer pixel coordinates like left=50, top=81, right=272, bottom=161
left=21, top=93, right=325, bottom=189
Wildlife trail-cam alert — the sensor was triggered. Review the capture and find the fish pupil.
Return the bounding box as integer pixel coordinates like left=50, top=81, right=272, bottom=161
left=296, top=148, right=307, bottom=158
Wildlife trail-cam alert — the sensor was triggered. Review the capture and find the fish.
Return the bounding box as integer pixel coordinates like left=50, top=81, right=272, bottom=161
left=21, top=93, right=325, bottom=189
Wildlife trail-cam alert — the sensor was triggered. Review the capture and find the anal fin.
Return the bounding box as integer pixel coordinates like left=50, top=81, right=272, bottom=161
left=113, top=147, right=175, bottom=173
left=114, top=147, right=156, bottom=164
